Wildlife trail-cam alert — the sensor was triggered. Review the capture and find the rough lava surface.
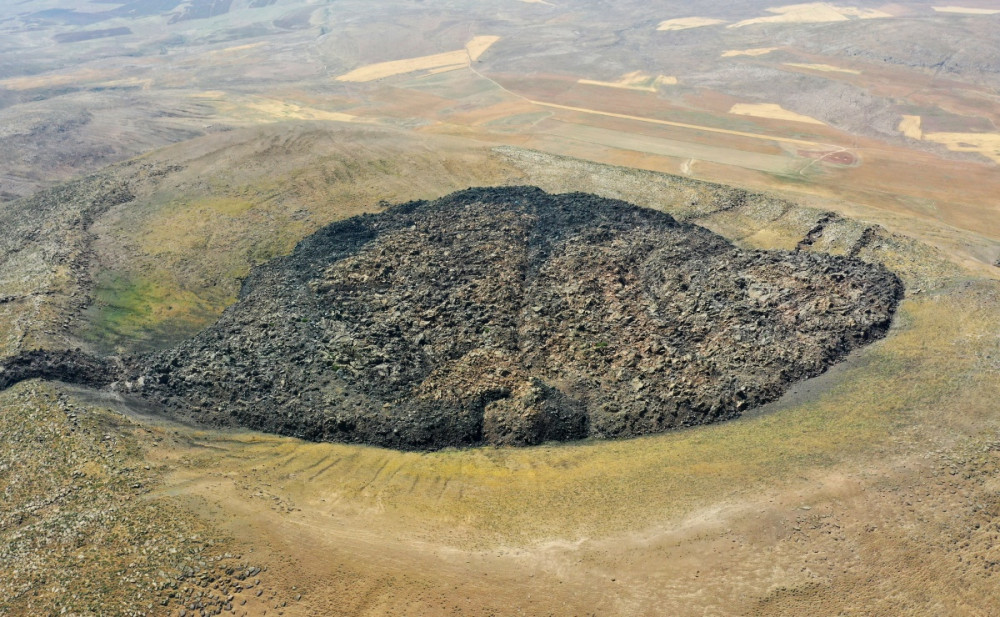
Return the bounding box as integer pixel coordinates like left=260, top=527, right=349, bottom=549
left=2, top=187, right=903, bottom=449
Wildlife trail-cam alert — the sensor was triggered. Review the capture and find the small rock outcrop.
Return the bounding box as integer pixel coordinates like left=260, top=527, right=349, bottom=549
left=118, top=186, right=902, bottom=448
left=0, top=349, right=119, bottom=391
left=0, top=187, right=903, bottom=449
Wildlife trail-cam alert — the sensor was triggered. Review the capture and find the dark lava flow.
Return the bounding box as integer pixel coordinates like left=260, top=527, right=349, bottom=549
left=0, top=187, right=903, bottom=449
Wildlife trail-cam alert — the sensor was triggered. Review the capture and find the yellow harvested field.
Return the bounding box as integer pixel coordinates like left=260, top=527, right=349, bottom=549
left=784, top=62, right=860, bottom=74
left=466, top=35, right=501, bottom=61
left=895, top=113, right=1000, bottom=163
left=894, top=114, right=1000, bottom=163
left=932, top=5, right=1000, bottom=14
left=239, top=100, right=357, bottom=123
left=217, top=42, right=267, bottom=54
left=729, top=3, right=891, bottom=27
left=0, top=67, right=114, bottom=90
left=336, top=50, right=470, bottom=82
left=729, top=103, right=825, bottom=125
left=543, top=122, right=803, bottom=174
left=922, top=131, right=1000, bottom=164
left=657, top=17, right=727, bottom=30
left=721, top=47, right=780, bottom=57
left=529, top=100, right=837, bottom=148
left=190, top=92, right=358, bottom=124
left=898, top=114, right=923, bottom=139
left=578, top=71, right=677, bottom=92
left=336, top=35, right=500, bottom=82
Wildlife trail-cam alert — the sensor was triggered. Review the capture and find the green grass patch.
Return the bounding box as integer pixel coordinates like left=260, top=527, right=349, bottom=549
left=81, top=271, right=225, bottom=352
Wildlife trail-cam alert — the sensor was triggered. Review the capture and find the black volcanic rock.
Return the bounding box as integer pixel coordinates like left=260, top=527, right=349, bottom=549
left=0, top=186, right=903, bottom=448
left=105, top=186, right=902, bottom=449
left=0, top=349, right=120, bottom=392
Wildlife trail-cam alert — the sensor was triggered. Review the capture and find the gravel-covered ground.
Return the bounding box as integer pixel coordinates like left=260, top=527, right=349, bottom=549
left=0, top=381, right=284, bottom=617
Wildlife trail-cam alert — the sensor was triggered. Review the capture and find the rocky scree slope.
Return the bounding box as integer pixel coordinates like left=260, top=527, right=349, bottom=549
left=1, top=187, right=903, bottom=449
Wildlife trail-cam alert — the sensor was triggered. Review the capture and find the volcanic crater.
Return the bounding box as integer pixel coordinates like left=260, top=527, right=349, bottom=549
left=1, top=187, right=903, bottom=449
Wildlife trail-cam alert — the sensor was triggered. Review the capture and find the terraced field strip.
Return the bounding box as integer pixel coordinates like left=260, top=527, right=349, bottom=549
left=784, top=63, right=860, bottom=74
left=189, top=91, right=359, bottom=123
left=529, top=100, right=846, bottom=149
left=542, top=121, right=803, bottom=174
left=722, top=47, right=780, bottom=57
left=577, top=71, right=677, bottom=92
left=336, top=36, right=500, bottom=82
left=894, top=114, right=1000, bottom=163
left=729, top=3, right=891, bottom=27
left=932, top=5, right=1000, bottom=13
left=656, top=17, right=727, bottom=30
left=922, top=131, right=1000, bottom=164
left=729, top=103, right=825, bottom=125
left=0, top=67, right=116, bottom=90
left=463, top=61, right=846, bottom=152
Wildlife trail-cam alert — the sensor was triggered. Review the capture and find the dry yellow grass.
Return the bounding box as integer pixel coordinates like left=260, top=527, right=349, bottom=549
left=336, top=50, right=471, bottom=82
left=922, top=131, right=1000, bottom=164
left=336, top=36, right=500, bottom=82
left=721, top=47, right=780, bottom=57
left=239, top=100, right=356, bottom=123
left=898, top=114, right=923, bottom=139
left=656, top=17, right=727, bottom=30
left=0, top=67, right=115, bottom=90
left=466, top=35, right=501, bottom=61
left=729, top=3, right=891, bottom=28
left=894, top=114, right=1000, bottom=163
left=932, top=5, right=1000, bottom=14
left=138, top=197, right=255, bottom=256
left=729, top=102, right=825, bottom=125
left=577, top=71, right=677, bottom=92
left=784, top=62, right=860, bottom=74
left=528, top=100, right=837, bottom=148
left=95, top=77, right=154, bottom=91
left=542, top=121, right=803, bottom=174
left=189, top=91, right=357, bottom=123
left=214, top=41, right=268, bottom=55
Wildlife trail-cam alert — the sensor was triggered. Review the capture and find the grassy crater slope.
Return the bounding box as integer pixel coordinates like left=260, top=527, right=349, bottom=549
left=116, top=186, right=901, bottom=449
left=1, top=122, right=999, bottom=615
left=83, top=124, right=523, bottom=352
